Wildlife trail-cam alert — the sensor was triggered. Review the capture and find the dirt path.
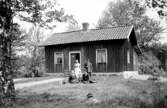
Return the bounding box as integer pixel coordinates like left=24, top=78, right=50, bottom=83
left=15, top=78, right=65, bottom=90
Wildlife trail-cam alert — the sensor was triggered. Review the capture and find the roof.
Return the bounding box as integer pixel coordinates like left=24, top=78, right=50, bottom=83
left=40, top=25, right=134, bottom=46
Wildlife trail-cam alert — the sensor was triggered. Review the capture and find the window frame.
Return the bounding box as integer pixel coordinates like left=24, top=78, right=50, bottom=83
left=96, top=48, right=107, bottom=64
left=127, top=49, right=130, bottom=64
left=54, top=52, right=64, bottom=65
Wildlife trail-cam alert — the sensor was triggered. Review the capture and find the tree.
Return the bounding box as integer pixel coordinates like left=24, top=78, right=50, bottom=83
left=0, top=0, right=72, bottom=106
left=24, top=26, right=45, bottom=77
left=98, top=0, right=164, bottom=50
left=0, top=0, right=19, bottom=106
left=17, top=0, right=73, bottom=77
left=17, top=0, right=70, bottom=29
left=66, top=16, right=81, bottom=32
left=145, top=0, right=167, bottom=17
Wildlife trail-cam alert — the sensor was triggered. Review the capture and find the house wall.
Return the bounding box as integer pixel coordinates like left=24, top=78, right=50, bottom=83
left=84, top=40, right=125, bottom=72
left=45, top=39, right=137, bottom=73
left=123, top=39, right=138, bottom=71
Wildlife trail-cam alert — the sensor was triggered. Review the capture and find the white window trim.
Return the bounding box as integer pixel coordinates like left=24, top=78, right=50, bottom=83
left=127, top=49, right=130, bottom=64
left=54, top=52, right=64, bottom=65
left=69, top=51, right=81, bottom=70
left=96, top=48, right=107, bottom=64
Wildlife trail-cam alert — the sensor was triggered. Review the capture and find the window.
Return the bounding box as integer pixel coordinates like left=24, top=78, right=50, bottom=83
left=96, top=49, right=107, bottom=63
left=127, top=49, right=130, bottom=64
left=54, top=52, right=63, bottom=64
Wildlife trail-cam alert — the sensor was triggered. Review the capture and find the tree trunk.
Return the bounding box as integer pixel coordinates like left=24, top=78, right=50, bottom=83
left=0, top=1, right=16, bottom=106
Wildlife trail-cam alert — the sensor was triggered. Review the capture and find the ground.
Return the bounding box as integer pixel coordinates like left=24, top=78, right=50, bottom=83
left=12, top=75, right=167, bottom=108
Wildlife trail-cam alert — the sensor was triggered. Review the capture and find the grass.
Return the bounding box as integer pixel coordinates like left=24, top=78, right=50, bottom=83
left=10, top=75, right=167, bottom=108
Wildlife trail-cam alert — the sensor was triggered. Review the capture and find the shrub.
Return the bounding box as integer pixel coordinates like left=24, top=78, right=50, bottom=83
left=13, top=55, right=45, bottom=78
left=138, top=51, right=163, bottom=75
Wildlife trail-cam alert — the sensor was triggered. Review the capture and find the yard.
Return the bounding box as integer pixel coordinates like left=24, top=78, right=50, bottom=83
left=12, top=75, right=167, bottom=108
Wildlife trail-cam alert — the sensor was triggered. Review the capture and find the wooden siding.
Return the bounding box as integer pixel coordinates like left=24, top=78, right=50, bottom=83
left=44, top=38, right=138, bottom=73
left=123, top=38, right=138, bottom=71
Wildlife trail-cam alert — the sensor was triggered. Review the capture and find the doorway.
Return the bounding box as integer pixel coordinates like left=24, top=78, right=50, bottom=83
left=69, top=51, right=81, bottom=70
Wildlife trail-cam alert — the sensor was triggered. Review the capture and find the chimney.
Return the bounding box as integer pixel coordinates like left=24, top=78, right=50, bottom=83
left=82, top=22, right=89, bottom=31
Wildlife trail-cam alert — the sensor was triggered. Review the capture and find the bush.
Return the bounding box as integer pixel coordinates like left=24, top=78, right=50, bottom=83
left=138, top=51, right=163, bottom=75
left=13, top=55, right=45, bottom=78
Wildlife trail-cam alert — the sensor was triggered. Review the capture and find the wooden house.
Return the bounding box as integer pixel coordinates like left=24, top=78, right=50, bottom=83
left=40, top=23, right=141, bottom=73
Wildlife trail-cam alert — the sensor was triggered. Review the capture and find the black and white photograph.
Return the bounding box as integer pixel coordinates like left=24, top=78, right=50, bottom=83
left=1, top=0, right=167, bottom=108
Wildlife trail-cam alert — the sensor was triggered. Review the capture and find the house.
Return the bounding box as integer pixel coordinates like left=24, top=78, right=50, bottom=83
left=40, top=23, right=141, bottom=73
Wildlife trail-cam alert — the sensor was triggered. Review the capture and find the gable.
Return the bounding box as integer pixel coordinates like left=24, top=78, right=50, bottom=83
left=129, top=28, right=137, bottom=45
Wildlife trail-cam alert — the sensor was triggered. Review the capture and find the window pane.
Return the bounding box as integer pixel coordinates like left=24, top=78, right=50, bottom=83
left=54, top=52, right=63, bottom=64
left=127, top=50, right=130, bottom=64
left=101, top=52, right=106, bottom=62
left=97, top=52, right=101, bottom=63
left=133, top=52, right=136, bottom=65
left=57, top=58, right=62, bottom=64
left=96, top=49, right=107, bottom=63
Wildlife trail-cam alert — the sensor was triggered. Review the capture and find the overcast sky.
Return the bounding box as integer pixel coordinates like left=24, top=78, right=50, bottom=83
left=58, top=0, right=111, bottom=26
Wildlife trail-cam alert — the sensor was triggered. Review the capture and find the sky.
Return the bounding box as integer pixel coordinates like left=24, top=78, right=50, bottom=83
left=16, top=0, right=167, bottom=43
left=58, top=0, right=112, bottom=28
left=56, top=0, right=167, bottom=43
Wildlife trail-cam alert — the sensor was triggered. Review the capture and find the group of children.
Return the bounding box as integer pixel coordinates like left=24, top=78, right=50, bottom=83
left=69, top=59, right=93, bottom=83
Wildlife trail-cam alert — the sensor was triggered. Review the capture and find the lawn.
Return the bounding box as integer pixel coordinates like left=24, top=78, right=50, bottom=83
left=11, top=75, right=167, bottom=108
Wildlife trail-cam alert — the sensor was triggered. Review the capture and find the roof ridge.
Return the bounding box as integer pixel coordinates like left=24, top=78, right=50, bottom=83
left=52, top=25, right=133, bottom=35
left=93, top=25, right=133, bottom=30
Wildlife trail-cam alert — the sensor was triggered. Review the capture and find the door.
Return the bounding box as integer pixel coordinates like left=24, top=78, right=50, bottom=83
left=69, top=51, right=81, bottom=70
left=54, top=52, right=63, bottom=72
left=96, top=49, right=107, bottom=72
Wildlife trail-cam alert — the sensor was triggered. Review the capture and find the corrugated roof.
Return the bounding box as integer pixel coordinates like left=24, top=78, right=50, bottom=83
left=40, top=25, right=134, bottom=46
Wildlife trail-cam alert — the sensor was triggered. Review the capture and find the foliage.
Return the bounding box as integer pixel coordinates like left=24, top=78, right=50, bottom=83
left=98, top=0, right=164, bottom=50
left=16, top=0, right=75, bottom=76
left=0, top=0, right=20, bottom=106
left=12, top=54, right=45, bottom=78
left=0, top=0, right=74, bottom=106
left=151, top=43, right=167, bottom=69
left=145, top=0, right=167, bottom=17
left=16, top=0, right=71, bottom=28
left=23, top=26, right=45, bottom=77
left=66, top=16, right=81, bottom=32
left=138, top=51, right=162, bottom=74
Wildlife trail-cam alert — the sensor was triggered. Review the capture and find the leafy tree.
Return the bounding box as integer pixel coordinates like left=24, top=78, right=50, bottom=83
left=17, top=0, right=73, bottom=77
left=0, top=0, right=21, bottom=106
left=145, top=0, right=167, bottom=17
left=0, top=0, right=72, bottom=106
left=17, top=0, right=70, bottom=28
left=98, top=0, right=165, bottom=76
left=98, top=0, right=164, bottom=50
left=150, top=43, right=167, bottom=71
left=66, top=16, right=81, bottom=32
left=24, top=26, right=45, bottom=77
